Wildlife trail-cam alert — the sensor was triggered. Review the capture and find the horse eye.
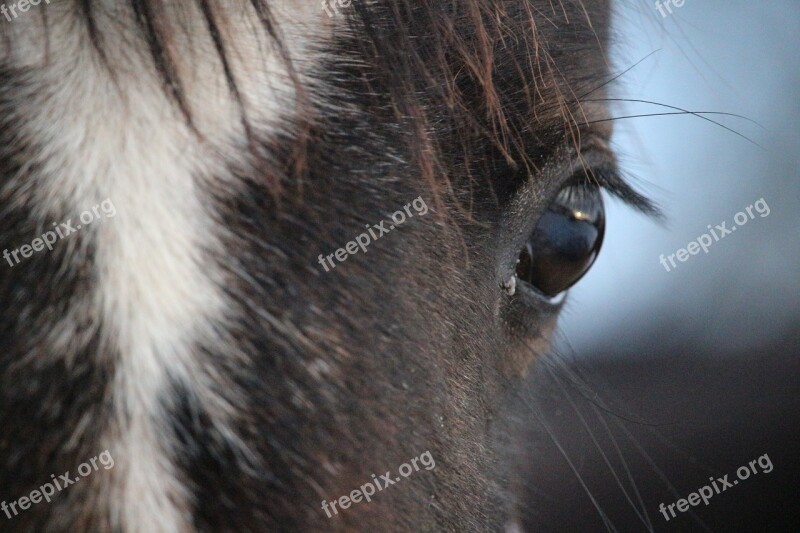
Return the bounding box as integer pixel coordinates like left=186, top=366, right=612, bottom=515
left=516, top=182, right=605, bottom=297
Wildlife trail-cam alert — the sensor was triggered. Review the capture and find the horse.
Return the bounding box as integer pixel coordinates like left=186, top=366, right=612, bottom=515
left=0, top=1, right=656, bottom=530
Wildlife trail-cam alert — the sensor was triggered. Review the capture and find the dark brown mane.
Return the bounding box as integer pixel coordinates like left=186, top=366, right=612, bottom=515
left=38, top=0, right=653, bottom=214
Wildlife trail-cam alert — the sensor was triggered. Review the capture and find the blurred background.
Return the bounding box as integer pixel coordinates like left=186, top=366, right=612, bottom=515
left=518, top=1, right=800, bottom=531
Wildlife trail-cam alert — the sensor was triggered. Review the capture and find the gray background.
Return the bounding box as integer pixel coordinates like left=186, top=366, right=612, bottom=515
left=559, top=0, right=799, bottom=355
left=519, top=3, right=800, bottom=531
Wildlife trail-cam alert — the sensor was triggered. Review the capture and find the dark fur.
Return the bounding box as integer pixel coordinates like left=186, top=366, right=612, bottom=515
left=0, top=1, right=654, bottom=531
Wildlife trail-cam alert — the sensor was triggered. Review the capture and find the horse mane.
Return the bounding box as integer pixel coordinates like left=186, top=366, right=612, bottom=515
left=28, top=2, right=611, bottom=195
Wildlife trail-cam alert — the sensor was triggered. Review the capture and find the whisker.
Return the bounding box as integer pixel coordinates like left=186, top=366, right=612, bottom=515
left=544, top=363, right=655, bottom=532
left=584, top=112, right=765, bottom=150
left=585, top=98, right=765, bottom=129
left=541, top=351, right=664, bottom=428
left=577, top=49, right=663, bottom=101
left=545, top=339, right=708, bottom=531
left=589, top=403, right=654, bottom=532
left=643, top=425, right=718, bottom=475
left=521, top=388, right=620, bottom=533
left=611, top=418, right=714, bottom=533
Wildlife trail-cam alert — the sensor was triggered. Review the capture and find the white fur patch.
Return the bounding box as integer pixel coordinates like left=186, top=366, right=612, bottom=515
left=3, top=2, right=326, bottom=531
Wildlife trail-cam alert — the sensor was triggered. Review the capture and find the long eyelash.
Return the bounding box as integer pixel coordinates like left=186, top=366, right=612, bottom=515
left=585, top=166, right=663, bottom=220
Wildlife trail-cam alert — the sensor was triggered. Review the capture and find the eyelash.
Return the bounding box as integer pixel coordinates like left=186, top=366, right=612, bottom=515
left=583, top=165, right=661, bottom=218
